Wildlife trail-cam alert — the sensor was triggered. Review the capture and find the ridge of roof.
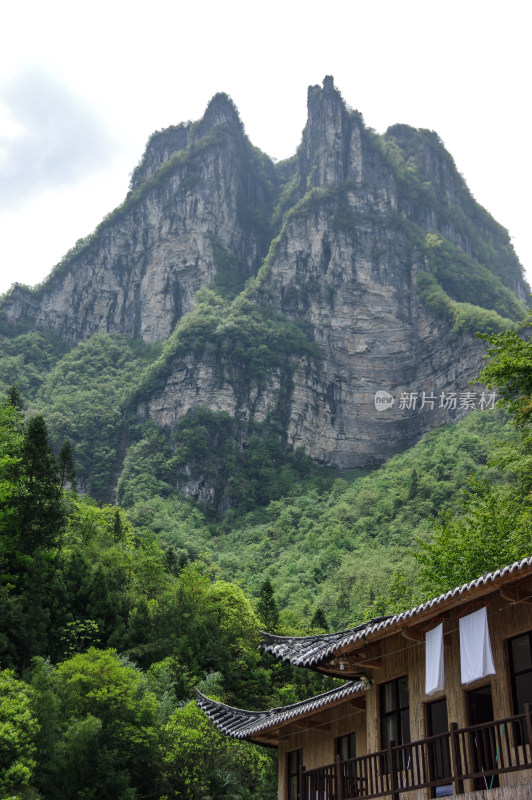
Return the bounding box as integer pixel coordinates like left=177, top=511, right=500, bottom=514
left=261, top=557, right=532, bottom=668
left=196, top=679, right=365, bottom=740
left=260, top=614, right=391, bottom=652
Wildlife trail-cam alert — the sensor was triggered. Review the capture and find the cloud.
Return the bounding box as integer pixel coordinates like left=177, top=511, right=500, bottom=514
left=0, top=67, right=117, bottom=211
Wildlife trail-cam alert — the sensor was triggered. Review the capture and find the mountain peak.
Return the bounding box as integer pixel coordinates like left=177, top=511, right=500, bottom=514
left=307, top=75, right=345, bottom=110
left=322, top=74, right=336, bottom=92
left=195, top=92, right=243, bottom=138
left=301, top=75, right=353, bottom=187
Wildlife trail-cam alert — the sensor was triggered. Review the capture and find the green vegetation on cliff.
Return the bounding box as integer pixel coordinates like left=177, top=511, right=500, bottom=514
left=422, top=232, right=525, bottom=320
left=385, top=124, right=526, bottom=295
left=0, top=325, right=69, bottom=399
left=416, top=272, right=516, bottom=335
left=36, top=334, right=161, bottom=501
left=130, top=407, right=513, bottom=630
left=131, top=289, right=318, bottom=405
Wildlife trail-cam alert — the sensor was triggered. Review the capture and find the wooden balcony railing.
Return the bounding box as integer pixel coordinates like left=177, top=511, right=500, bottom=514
left=298, top=705, right=532, bottom=800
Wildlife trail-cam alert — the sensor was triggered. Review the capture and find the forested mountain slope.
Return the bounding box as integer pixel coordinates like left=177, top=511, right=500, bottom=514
left=124, top=407, right=518, bottom=630
left=2, top=327, right=531, bottom=799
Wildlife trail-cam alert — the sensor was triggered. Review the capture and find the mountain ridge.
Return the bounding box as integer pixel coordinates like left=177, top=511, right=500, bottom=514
left=1, top=76, right=529, bottom=496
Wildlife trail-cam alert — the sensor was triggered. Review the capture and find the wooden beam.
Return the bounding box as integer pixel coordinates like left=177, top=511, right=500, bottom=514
left=348, top=699, right=366, bottom=711
left=254, top=736, right=281, bottom=746
left=500, top=585, right=532, bottom=604
left=317, top=665, right=362, bottom=678
left=325, top=650, right=382, bottom=673
left=401, top=614, right=450, bottom=643
left=354, top=657, right=382, bottom=669
left=401, top=626, right=424, bottom=642
left=321, top=666, right=354, bottom=677
left=294, top=719, right=330, bottom=731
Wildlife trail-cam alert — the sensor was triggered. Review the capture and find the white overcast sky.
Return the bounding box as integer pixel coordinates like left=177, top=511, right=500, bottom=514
left=0, top=0, right=530, bottom=297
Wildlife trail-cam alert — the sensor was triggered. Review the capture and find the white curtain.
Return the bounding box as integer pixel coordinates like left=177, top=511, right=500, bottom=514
left=425, top=622, right=445, bottom=695
left=459, top=606, right=495, bottom=684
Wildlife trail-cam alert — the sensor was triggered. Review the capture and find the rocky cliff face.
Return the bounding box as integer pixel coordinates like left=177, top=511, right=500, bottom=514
left=2, top=77, right=528, bottom=475
left=2, top=94, right=275, bottom=345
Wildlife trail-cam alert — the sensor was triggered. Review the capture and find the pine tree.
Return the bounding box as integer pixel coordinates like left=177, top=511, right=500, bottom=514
left=407, top=467, right=419, bottom=501
left=58, top=438, right=76, bottom=491
left=112, top=508, right=124, bottom=543
left=257, top=578, right=279, bottom=631
left=87, top=565, right=119, bottom=642
left=6, top=385, right=23, bottom=410
left=0, top=398, right=24, bottom=547
left=17, top=415, right=65, bottom=554
left=310, top=607, right=328, bottom=631
left=164, top=547, right=180, bottom=576
left=64, top=551, right=93, bottom=618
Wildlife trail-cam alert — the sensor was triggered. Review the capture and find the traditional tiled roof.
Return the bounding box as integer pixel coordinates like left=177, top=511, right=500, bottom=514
left=261, top=557, right=532, bottom=668
left=196, top=679, right=365, bottom=741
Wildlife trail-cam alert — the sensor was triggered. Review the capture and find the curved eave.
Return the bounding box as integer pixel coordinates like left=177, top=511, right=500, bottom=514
left=196, top=680, right=365, bottom=746
left=261, top=557, right=532, bottom=669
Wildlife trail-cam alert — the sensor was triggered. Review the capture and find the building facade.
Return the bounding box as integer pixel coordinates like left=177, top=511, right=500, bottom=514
left=198, top=558, right=532, bottom=799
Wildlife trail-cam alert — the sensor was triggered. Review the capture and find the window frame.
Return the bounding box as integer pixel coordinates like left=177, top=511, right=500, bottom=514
left=508, top=630, right=532, bottom=716
left=335, top=731, right=356, bottom=761
left=380, top=675, right=411, bottom=748
left=287, top=748, right=303, bottom=800
left=507, top=630, right=532, bottom=747
left=425, top=698, right=452, bottom=797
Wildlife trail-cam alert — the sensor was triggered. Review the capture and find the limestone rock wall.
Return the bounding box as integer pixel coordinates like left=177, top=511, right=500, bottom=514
left=2, top=95, right=274, bottom=345
left=2, top=77, right=528, bottom=472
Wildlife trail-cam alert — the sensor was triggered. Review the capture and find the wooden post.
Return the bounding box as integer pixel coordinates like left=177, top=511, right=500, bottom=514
left=335, top=753, right=343, bottom=800
left=298, top=764, right=305, bottom=800
left=449, top=722, right=464, bottom=795
left=388, top=740, right=399, bottom=800
left=525, top=703, right=532, bottom=760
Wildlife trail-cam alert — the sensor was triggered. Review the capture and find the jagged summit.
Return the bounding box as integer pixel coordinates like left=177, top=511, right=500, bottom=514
left=298, top=75, right=365, bottom=189
left=195, top=92, right=242, bottom=137
left=129, top=93, right=243, bottom=193
left=306, top=74, right=344, bottom=104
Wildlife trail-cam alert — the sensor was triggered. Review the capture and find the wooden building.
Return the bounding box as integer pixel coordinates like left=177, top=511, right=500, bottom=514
left=197, top=557, right=532, bottom=799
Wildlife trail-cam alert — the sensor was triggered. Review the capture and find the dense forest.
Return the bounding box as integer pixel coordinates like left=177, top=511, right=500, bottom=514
left=1, top=322, right=532, bottom=799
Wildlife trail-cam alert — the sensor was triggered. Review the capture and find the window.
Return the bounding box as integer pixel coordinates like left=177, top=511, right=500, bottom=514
left=508, top=631, right=532, bottom=746
left=335, top=732, right=356, bottom=761
left=380, top=676, right=410, bottom=747
left=380, top=676, right=410, bottom=773
left=287, top=749, right=302, bottom=800
left=426, top=699, right=452, bottom=797
left=336, top=733, right=357, bottom=797
left=427, top=698, right=448, bottom=737
left=509, top=631, right=532, bottom=715
left=467, top=685, right=498, bottom=789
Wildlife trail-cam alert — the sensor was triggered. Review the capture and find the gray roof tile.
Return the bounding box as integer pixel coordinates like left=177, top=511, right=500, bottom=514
left=196, top=680, right=364, bottom=740
left=260, top=557, right=532, bottom=667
